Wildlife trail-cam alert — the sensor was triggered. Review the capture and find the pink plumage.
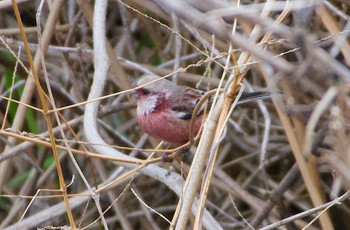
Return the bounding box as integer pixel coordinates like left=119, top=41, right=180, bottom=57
left=132, top=75, right=204, bottom=144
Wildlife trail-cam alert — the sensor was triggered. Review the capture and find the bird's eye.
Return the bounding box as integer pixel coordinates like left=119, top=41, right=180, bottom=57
left=142, top=89, right=150, bottom=95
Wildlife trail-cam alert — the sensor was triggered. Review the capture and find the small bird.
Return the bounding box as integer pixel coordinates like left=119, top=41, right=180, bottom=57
left=132, top=75, right=270, bottom=145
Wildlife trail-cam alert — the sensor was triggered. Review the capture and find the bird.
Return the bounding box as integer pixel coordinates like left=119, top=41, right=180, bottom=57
left=131, top=74, right=270, bottom=145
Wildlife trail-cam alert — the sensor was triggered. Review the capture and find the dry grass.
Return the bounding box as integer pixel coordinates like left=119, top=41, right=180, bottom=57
left=0, top=0, right=350, bottom=229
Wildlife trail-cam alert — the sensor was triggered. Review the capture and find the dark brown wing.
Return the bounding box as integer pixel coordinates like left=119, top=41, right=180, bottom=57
left=171, top=88, right=205, bottom=120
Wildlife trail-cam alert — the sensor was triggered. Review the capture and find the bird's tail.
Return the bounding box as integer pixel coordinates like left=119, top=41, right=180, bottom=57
left=237, top=91, right=275, bottom=105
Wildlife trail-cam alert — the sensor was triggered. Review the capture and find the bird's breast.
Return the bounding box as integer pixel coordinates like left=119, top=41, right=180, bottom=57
left=137, top=110, right=202, bottom=144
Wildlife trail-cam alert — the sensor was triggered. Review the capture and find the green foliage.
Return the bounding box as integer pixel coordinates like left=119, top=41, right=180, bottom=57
left=43, top=155, right=54, bottom=169
left=0, top=196, right=11, bottom=212
left=6, top=170, right=30, bottom=189
left=135, top=32, right=164, bottom=65
left=3, top=66, right=38, bottom=134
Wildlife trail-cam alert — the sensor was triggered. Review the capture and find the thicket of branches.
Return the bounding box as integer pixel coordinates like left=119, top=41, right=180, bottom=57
left=0, top=0, right=350, bottom=229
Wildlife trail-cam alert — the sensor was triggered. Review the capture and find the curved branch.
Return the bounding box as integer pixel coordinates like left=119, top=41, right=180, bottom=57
left=82, top=1, right=222, bottom=229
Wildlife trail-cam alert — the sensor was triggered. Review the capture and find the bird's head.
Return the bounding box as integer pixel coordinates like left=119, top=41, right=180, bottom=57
left=131, top=75, right=175, bottom=116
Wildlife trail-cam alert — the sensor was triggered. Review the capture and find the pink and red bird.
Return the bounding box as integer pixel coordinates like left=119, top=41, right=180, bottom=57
left=132, top=75, right=269, bottom=145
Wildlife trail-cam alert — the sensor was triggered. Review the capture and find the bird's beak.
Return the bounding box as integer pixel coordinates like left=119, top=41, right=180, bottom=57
left=129, top=90, right=138, bottom=99
left=130, top=79, right=140, bottom=99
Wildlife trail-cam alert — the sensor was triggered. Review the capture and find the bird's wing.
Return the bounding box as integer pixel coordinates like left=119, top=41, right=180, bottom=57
left=171, top=88, right=206, bottom=120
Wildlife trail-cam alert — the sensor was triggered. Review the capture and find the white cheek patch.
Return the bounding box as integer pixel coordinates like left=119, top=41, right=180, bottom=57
left=137, top=95, right=158, bottom=116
